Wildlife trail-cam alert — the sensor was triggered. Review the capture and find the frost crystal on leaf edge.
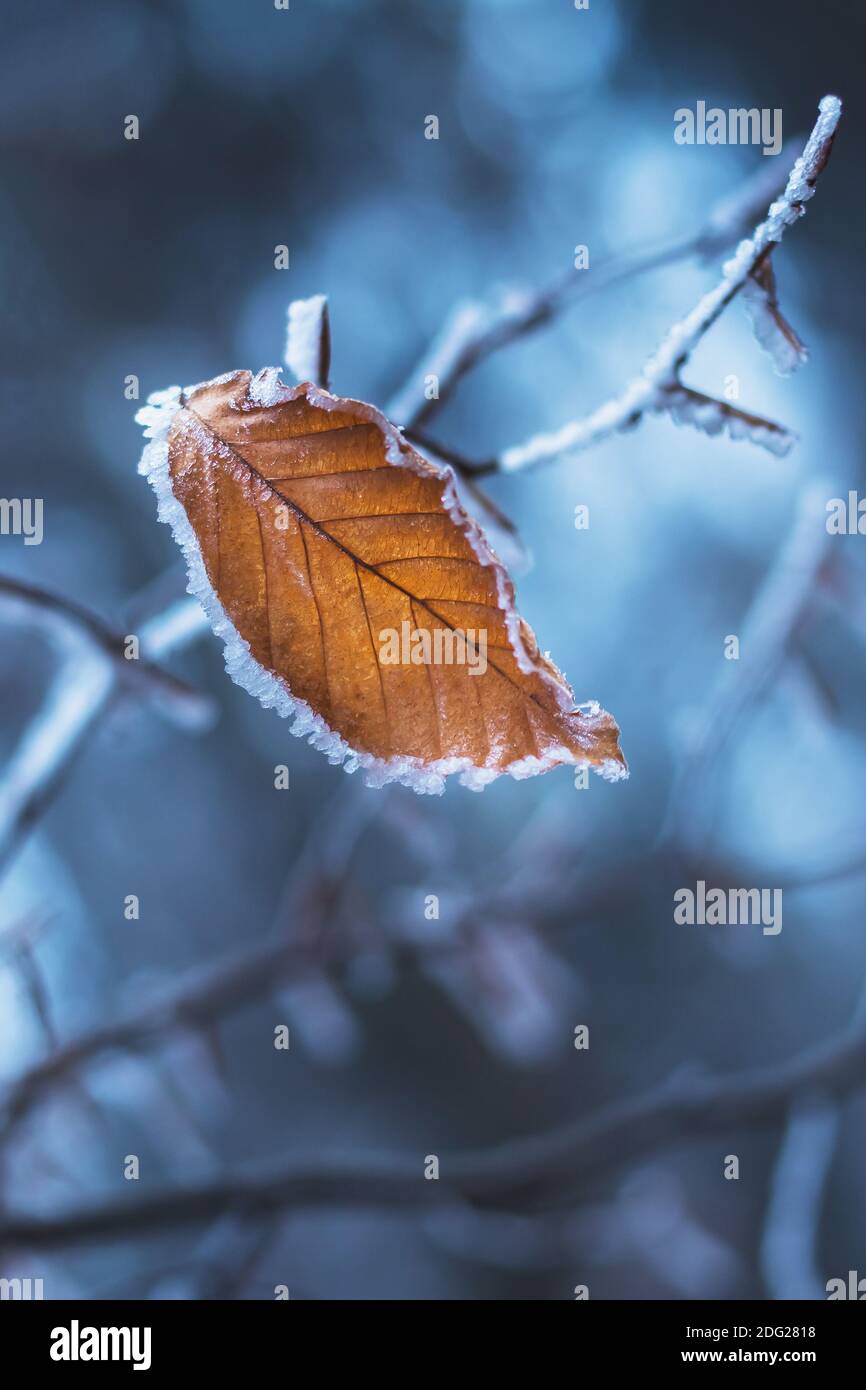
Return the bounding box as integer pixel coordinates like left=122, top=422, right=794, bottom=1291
left=137, top=377, right=626, bottom=794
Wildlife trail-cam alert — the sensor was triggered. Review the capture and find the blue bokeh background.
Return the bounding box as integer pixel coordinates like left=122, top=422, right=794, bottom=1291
left=1, top=0, right=864, bottom=1299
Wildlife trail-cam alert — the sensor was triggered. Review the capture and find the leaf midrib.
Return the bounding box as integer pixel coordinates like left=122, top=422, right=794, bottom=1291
left=180, top=400, right=559, bottom=719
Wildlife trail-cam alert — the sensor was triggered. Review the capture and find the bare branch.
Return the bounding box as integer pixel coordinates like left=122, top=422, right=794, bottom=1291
left=4, top=984, right=866, bottom=1250
left=427, top=97, right=840, bottom=476
left=10, top=923, right=59, bottom=1049
left=387, top=136, right=811, bottom=433
left=0, top=584, right=213, bottom=875
left=0, top=578, right=212, bottom=723
left=285, top=295, right=331, bottom=390
left=2, top=931, right=324, bottom=1128
left=0, top=629, right=114, bottom=873
left=2, top=785, right=384, bottom=1127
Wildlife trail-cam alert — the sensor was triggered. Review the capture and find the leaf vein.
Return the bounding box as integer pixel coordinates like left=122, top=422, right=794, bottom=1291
left=182, top=404, right=555, bottom=717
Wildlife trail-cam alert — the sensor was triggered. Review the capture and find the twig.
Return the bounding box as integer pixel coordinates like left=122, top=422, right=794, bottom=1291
left=387, top=140, right=807, bottom=430
left=0, top=584, right=213, bottom=876
left=422, top=98, right=841, bottom=476
left=0, top=578, right=210, bottom=718
left=8, top=800, right=860, bottom=1142
left=9, top=919, right=59, bottom=1049
left=0, top=624, right=114, bottom=874
left=284, top=294, right=331, bottom=390
left=0, top=879, right=495, bottom=1129
left=1, top=787, right=384, bottom=1127
left=1, top=932, right=325, bottom=1128
left=5, top=981, right=866, bottom=1249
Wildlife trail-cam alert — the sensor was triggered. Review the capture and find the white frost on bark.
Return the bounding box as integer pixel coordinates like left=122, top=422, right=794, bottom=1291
left=284, top=295, right=331, bottom=389
left=499, top=96, right=841, bottom=474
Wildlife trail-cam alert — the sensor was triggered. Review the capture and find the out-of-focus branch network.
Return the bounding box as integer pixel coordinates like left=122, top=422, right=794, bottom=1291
left=0, top=97, right=860, bottom=1299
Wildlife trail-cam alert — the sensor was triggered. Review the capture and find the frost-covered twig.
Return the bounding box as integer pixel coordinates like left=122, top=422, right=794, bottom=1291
left=387, top=299, right=490, bottom=427
left=0, top=582, right=213, bottom=875
left=284, top=294, right=331, bottom=389
left=0, top=579, right=211, bottom=722
left=431, top=97, right=841, bottom=476
left=0, top=624, right=113, bottom=875
left=387, top=140, right=807, bottom=431
left=5, top=980, right=866, bottom=1249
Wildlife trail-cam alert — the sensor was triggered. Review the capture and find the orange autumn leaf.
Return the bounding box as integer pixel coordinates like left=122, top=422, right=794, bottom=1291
left=138, top=369, right=626, bottom=794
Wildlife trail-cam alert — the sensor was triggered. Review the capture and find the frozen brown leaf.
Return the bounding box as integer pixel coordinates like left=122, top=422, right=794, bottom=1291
left=137, top=370, right=626, bottom=794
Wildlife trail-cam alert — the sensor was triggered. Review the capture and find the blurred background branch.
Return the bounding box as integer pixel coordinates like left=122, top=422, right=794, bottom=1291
left=0, top=0, right=862, bottom=1302
left=4, top=978, right=866, bottom=1252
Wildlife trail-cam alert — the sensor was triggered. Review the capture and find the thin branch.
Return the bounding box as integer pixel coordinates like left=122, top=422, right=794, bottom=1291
left=11, top=923, right=60, bottom=1049
left=285, top=295, right=331, bottom=390
left=1, top=786, right=383, bottom=1128
left=0, top=890, right=486, bottom=1131
left=0, top=578, right=211, bottom=720
left=0, top=584, right=213, bottom=876
left=426, top=97, right=841, bottom=476
left=7, top=790, right=861, bottom=1141
left=387, top=139, right=807, bottom=431
left=0, top=628, right=114, bottom=873
left=4, top=981, right=866, bottom=1250
left=1, top=932, right=325, bottom=1128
